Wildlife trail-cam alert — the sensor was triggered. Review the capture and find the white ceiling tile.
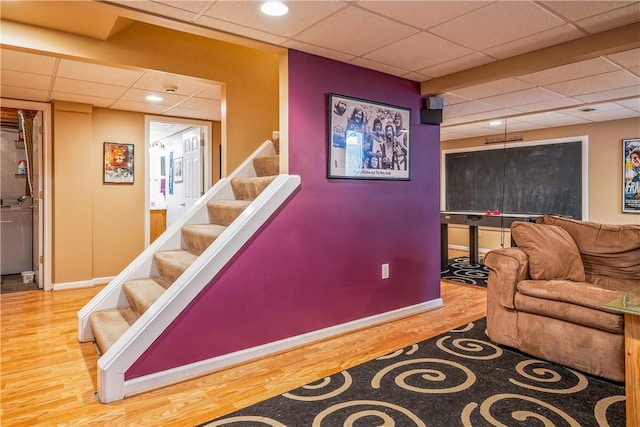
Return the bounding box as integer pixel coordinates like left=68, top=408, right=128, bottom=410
left=108, top=0, right=199, bottom=21
left=430, top=1, right=567, bottom=51
left=539, top=1, right=636, bottom=21
left=110, top=99, right=171, bottom=115
left=363, top=32, right=473, bottom=72
left=178, top=96, right=221, bottom=112
left=575, top=86, right=640, bottom=103
left=295, top=6, right=418, bottom=56
left=441, top=93, right=473, bottom=106
left=52, top=77, right=128, bottom=98
left=196, top=84, right=223, bottom=100
left=201, top=1, right=346, bottom=38
left=615, top=98, right=640, bottom=111
left=282, top=40, right=356, bottom=63
left=512, top=97, right=584, bottom=113
left=348, top=58, right=409, bottom=78
left=546, top=70, right=640, bottom=96
left=57, top=59, right=144, bottom=86
left=605, top=48, right=640, bottom=69
left=154, top=1, right=212, bottom=14
left=443, top=101, right=504, bottom=118
left=517, top=57, right=621, bottom=86
left=483, top=24, right=584, bottom=60
left=1, top=70, right=52, bottom=90
left=0, top=86, right=49, bottom=102
left=164, top=105, right=220, bottom=121
left=447, top=108, right=523, bottom=124
left=1, top=49, right=57, bottom=75
left=120, top=87, right=187, bottom=105
left=134, top=72, right=214, bottom=96
left=357, top=1, right=488, bottom=30
left=50, top=91, right=114, bottom=108
left=448, top=78, right=535, bottom=100
left=195, top=15, right=288, bottom=45
left=480, top=87, right=567, bottom=108
left=574, top=3, right=640, bottom=34
left=417, top=52, right=495, bottom=79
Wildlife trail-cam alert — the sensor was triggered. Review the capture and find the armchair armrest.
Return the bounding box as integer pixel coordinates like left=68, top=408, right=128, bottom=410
left=484, top=247, right=529, bottom=309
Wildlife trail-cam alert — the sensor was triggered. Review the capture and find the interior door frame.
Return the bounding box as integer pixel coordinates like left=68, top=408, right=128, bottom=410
left=1, top=98, right=52, bottom=291
left=144, top=115, right=212, bottom=246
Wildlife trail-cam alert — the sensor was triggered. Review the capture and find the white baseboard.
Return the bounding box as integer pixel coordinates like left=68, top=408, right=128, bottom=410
left=123, top=298, right=444, bottom=399
left=53, top=276, right=114, bottom=291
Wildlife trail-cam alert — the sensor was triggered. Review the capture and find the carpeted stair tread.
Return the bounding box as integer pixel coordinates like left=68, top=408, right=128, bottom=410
left=153, top=249, right=198, bottom=283
left=123, top=277, right=172, bottom=316
left=253, top=155, right=279, bottom=177
left=89, top=307, right=139, bottom=355
left=207, top=199, right=251, bottom=226
left=231, top=176, right=277, bottom=201
left=181, top=224, right=227, bottom=255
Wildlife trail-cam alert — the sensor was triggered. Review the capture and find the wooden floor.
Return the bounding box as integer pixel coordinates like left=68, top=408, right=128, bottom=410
left=1, top=277, right=485, bottom=426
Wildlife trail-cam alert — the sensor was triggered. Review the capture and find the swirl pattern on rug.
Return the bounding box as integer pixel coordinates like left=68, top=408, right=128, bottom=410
left=441, top=257, right=489, bottom=286
left=199, top=319, right=625, bottom=427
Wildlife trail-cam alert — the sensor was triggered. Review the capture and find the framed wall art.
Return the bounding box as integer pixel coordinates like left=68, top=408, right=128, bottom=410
left=328, top=93, right=410, bottom=180
left=103, top=142, right=134, bottom=184
left=623, top=137, right=640, bottom=213
left=174, top=157, right=184, bottom=183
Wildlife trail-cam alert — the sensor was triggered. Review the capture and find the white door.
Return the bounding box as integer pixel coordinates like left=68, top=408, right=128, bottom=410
left=183, top=131, right=202, bottom=209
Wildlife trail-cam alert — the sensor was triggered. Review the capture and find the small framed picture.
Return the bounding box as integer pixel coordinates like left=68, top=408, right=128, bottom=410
left=328, top=93, right=410, bottom=180
left=174, top=157, right=183, bottom=183
left=103, top=142, right=134, bottom=184
left=623, top=138, right=640, bottom=213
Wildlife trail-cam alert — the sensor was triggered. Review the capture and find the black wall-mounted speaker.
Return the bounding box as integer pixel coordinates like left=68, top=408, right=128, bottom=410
left=420, top=108, right=443, bottom=125
left=420, top=96, right=444, bottom=124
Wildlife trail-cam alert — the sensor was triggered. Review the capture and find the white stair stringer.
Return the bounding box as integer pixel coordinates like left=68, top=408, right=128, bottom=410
left=76, top=141, right=301, bottom=403
left=77, top=140, right=276, bottom=342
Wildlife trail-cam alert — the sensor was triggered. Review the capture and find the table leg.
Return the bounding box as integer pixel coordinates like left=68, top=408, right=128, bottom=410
left=468, top=225, right=479, bottom=264
left=441, top=223, right=449, bottom=270
left=625, top=313, right=639, bottom=427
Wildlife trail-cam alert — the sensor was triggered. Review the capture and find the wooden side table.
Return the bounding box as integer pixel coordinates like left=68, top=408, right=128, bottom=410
left=604, top=287, right=640, bottom=427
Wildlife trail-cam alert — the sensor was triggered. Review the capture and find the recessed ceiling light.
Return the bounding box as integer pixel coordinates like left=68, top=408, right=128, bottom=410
left=146, top=95, right=163, bottom=102
left=489, top=120, right=503, bottom=126
left=261, top=1, right=288, bottom=16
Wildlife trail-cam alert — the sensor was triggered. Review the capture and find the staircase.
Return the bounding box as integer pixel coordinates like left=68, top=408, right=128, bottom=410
left=78, top=139, right=301, bottom=402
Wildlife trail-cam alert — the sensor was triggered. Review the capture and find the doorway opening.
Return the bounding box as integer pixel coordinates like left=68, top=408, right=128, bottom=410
left=0, top=99, right=52, bottom=292
left=145, top=116, right=214, bottom=245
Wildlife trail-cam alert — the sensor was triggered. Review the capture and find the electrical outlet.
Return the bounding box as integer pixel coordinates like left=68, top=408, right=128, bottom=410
left=381, top=263, right=389, bottom=279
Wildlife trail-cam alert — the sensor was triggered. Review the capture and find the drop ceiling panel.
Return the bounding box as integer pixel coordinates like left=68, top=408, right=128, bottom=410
left=0, top=86, right=49, bottom=102
left=482, top=25, right=584, bottom=60
left=448, top=78, right=535, bottom=100
left=357, top=1, right=488, bottom=30
left=133, top=73, right=213, bottom=97
left=195, top=15, right=288, bottom=46
left=540, top=1, right=636, bottom=21
left=120, top=88, right=187, bottom=105
left=546, top=70, right=640, bottom=96
left=52, top=78, right=129, bottom=99
left=573, top=3, right=640, bottom=33
left=363, top=32, right=473, bottom=71
left=108, top=0, right=200, bottom=22
left=110, top=99, right=173, bottom=114
left=605, top=48, right=640, bottom=68
left=429, top=2, right=567, bottom=51
left=50, top=92, right=114, bottom=108
left=201, top=1, right=346, bottom=38
left=480, top=87, right=568, bottom=108
left=56, top=59, right=144, bottom=86
left=417, top=52, right=495, bottom=79
left=517, top=57, right=621, bottom=86
left=1, top=49, right=57, bottom=74
left=1, top=70, right=52, bottom=90
left=294, top=6, right=418, bottom=57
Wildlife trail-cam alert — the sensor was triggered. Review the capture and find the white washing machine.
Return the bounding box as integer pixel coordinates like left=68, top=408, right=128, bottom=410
left=0, top=208, right=33, bottom=275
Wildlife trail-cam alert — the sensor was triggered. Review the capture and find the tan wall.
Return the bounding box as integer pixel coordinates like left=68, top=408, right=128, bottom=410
left=4, top=18, right=279, bottom=285
left=92, top=108, right=146, bottom=278
left=52, top=102, right=94, bottom=283
left=442, top=117, right=640, bottom=253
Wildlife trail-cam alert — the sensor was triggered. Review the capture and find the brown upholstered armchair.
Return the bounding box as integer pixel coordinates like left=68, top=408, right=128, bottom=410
left=484, top=215, right=640, bottom=382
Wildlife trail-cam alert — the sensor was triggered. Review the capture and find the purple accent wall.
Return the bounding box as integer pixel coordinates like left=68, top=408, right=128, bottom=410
left=127, top=51, right=441, bottom=379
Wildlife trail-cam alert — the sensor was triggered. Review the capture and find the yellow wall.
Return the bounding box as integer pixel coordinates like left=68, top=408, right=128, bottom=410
left=92, top=108, right=146, bottom=279
left=442, top=117, right=640, bottom=253
left=3, top=18, right=279, bottom=285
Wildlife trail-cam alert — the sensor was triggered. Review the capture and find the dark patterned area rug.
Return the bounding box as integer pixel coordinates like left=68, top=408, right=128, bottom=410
left=198, top=318, right=625, bottom=426
left=441, top=257, right=489, bottom=287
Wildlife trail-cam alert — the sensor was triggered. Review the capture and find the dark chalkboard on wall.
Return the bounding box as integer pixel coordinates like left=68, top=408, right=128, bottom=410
left=443, top=138, right=586, bottom=219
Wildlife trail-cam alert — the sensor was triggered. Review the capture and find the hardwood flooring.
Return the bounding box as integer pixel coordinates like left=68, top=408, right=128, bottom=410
left=1, top=279, right=486, bottom=426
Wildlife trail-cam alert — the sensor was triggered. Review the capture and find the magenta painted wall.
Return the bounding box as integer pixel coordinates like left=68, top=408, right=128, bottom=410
left=126, top=51, right=441, bottom=379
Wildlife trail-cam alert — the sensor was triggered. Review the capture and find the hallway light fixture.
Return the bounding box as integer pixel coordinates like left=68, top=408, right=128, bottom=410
left=261, top=1, right=288, bottom=16
left=145, top=95, right=163, bottom=102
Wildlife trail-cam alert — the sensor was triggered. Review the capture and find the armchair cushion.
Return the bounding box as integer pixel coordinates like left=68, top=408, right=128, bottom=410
left=511, top=222, right=585, bottom=282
